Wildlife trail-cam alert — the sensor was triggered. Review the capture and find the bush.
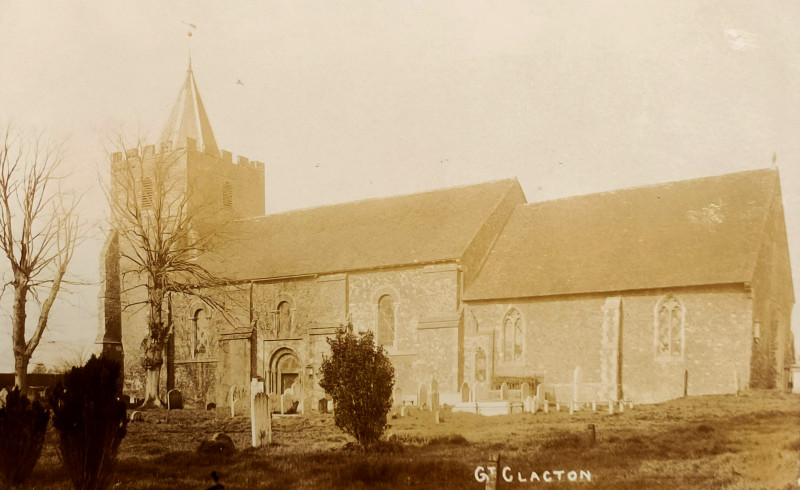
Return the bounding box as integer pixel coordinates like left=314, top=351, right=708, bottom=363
left=49, top=355, right=128, bottom=490
left=319, top=328, right=394, bottom=447
left=0, top=386, right=51, bottom=487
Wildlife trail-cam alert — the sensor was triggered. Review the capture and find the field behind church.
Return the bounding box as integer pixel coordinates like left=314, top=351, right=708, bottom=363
left=23, top=391, right=800, bottom=489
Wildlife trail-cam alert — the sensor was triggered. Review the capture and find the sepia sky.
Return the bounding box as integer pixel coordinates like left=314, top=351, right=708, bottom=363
left=0, top=1, right=799, bottom=370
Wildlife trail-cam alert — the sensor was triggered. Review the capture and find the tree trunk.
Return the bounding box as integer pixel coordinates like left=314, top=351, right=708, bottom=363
left=12, top=281, right=29, bottom=395
left=140, top=365, right=164, bottom=408
left=14, top=355, right=28, bottom=395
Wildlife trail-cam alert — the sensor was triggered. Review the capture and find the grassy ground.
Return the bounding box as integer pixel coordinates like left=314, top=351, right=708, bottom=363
left=22, top=390, right=800, bottom=489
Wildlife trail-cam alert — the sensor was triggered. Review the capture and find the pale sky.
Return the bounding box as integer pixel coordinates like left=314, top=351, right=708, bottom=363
left=0, top=1, right=798, bottom=370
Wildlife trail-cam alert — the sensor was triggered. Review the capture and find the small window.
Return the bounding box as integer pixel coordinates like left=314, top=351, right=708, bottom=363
left=142, top=177, right=154, bottom=208
left=655, top=295, right=684, bottom=357
left=377, top=294, right=395, bottom=347
left=502, top=308, right=523, bottom=362
left=192, top=308, right=208, bottom=358
left=222, top=182, right=233, bottom=208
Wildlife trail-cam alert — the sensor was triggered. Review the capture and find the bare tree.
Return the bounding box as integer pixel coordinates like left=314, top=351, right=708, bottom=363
left=106, top=137, right=234, bottom=408
left=0, top=125, right=82, bottom=395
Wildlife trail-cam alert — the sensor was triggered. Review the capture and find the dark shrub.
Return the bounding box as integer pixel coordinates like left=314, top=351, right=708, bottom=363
left=0, top=386, right=50, bottom=487
left=319, top=327, right=395, bottom=447
left=49, top=355, right=128, bottom=490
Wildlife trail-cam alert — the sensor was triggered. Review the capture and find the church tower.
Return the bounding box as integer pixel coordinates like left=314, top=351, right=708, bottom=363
left=100, top=62, right=266, bottom=397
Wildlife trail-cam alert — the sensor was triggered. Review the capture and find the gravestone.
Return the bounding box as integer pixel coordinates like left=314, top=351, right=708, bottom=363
left=167, top=389, right=183, bottom=410
left=435, top=409, right=442, bottom=424
left=460, top=382, right=470, bottom=403
left=521, top=382, right=531, bottom=400
left=418, top=383, right=428, bottom=409
left=211, top=433, right=236, bottom=455
left=129, top=411, right=143, bottom=422
left=591, top=400, right=596, bottom=412
left=608, top=400, right=614, bottom=415
left=393, top=387, right=402, bottom=406
left=251, top=392, right=271, bottom=447
left=499, top=382, right=509, bottom=401
left=618, top=401, right=625, bottom=413
left=281, top=391, right=294, bottom=414
left=206, top=402, right=216, bottom=410
left=430, top=391, right=440, bottom=413
left=318, top=398, right=328, bottom=414
left=400, top=406, right=407, bottom=417
left=629, top=400, right=634, bottom=410
left=524, top=396, right=532, bottom=413
left=535, top=383, right=543, bottom=400
left=430, top=377, right=438, bottom=395
left=543, top=400, right=549, bottom=414
left=473, top=381, right=489, bottom=402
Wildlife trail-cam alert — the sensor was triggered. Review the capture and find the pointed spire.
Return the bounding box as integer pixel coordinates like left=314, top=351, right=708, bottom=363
left=160, top=61, right=219, bottom=157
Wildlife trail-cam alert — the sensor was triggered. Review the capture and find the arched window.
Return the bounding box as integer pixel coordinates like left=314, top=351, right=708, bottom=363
left=655, top=295, right=684, bottom=357
left=192, top=308, right=208, bottom=358
left=277, top=301, right=291, bottom=337
left=377, top=294, right=395, bottom=347
left=142, top=177, right=154, bottom=208
left=222, top=181, right=233, bottom=208
left=502, top=308, right=523, bottom=362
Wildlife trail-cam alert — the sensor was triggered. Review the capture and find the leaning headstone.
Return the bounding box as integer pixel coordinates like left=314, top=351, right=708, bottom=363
left=206, top=402, right=216, bottom=411
left=167, top=389, right=183, bottom=410
left=418, top=383, right=428, bottom=409
left=129, top=411, right=143, bottom=422
left=318, top=398, right=329, bottom=414
left=499, top=382, right=509, bottom=401
left=430, top=392, right=440, bottom=413
left=251, top=392, right=271, bottom=447
left=461, top=382, right=470, bottom=403
left=521, top=382, right=531, bottom=401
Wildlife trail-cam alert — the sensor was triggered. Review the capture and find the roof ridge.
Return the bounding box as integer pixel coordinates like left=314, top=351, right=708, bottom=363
left=234, top=177, right=520, bottom=222
left=523, top=167, right=777, bottom=208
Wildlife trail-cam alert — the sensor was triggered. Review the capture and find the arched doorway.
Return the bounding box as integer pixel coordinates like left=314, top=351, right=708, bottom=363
left=269, top=348, right=302, bottom=394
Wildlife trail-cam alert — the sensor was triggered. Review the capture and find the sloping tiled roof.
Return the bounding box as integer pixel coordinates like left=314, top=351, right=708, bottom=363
left=203, top=179, right=522, bottom=280
left=160, top=62, right=219, bottom=156
left=464, top=169, right=779, bottom=301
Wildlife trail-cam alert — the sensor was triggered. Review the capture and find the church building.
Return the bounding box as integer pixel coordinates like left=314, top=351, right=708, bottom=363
left=100, top=65, right=794, bottom=412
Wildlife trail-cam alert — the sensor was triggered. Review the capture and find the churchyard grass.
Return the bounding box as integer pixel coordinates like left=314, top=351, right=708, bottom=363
left=21, top=390, right=800, bottom=489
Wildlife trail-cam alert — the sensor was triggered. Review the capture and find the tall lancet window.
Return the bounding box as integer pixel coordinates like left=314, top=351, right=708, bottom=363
left=655, top=295, right=684, bottom=357
left=502, top=308, right=523, bottom=362
left=377, top=294, right=395, bottom=347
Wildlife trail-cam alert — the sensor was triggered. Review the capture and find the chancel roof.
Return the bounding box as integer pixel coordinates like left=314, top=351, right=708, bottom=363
left=160, top=61, right=219, bottom=156
left=204, top=179, right=522, bottom=280
left=464, top=168, right=782, bottom=301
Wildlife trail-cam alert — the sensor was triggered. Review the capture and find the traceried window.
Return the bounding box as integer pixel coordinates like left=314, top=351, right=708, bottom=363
left=502, top=308, right=523, bottom=362
left=277, top=301, right=291, bottom=337
left=656, top=295, right=684, bottom=357
left=142, top=177, right=154, bottom=208
left=222, top=181, right=233, bottom=208
left=377, top=294, right=395, bottom=347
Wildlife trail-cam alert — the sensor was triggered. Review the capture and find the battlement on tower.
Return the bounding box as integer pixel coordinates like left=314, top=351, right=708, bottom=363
left=111, top=137, right=265, bottom=172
